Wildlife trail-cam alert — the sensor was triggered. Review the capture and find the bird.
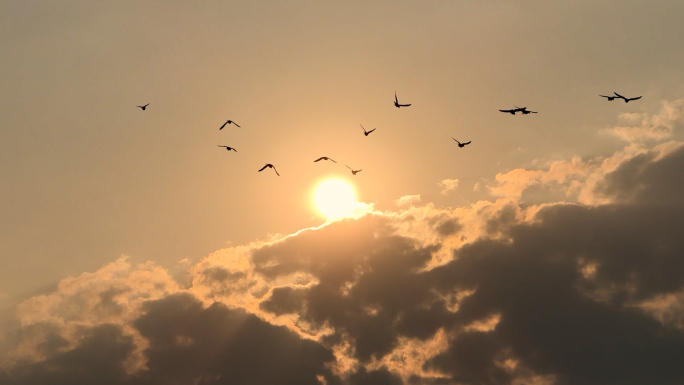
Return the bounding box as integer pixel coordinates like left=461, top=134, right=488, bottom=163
left=360, top=124, right=376, bottom=136
left=219, top=120, right=241, bottom=130
left=599, top=95, right=620, bottom=101
left=499, top=107, right=520, bottom=115
left=346, top=165, right=362, bottom=175
left=614, top=92, right=642, bottom=103
left=452, top=138, right=471, bottom=147
left=258, top=163, right=279, bottom=176
left=394, top=92, right=411, bottom=108
left=137, top=103, right=150, bottom=111
left=314, top=156, right=337, bottom=163
left=516, top=106, right=538, bottom=114
left=217, top=145, right=237, bottom=152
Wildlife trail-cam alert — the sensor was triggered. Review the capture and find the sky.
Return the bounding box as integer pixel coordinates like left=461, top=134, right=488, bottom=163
left=2, top=1, right=684, bottom=384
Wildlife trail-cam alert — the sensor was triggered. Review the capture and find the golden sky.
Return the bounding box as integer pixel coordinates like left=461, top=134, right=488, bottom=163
left=2, top=2, right=684, bottom=384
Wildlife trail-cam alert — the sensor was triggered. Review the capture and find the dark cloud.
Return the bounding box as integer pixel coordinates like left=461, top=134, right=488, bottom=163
left=598, top=144, right=684, bottom=208
left=3, top=144, right=684, bottom=385
left=2, top=324, right=135, bottom=385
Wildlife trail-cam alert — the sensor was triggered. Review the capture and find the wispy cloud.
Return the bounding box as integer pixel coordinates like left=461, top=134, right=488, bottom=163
left=604, top=98, right=684, bottom=142
left=439, top=179, right=459, bottom=195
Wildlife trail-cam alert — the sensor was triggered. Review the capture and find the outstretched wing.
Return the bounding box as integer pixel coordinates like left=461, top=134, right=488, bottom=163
left=217, top=145, right=226, bottom=148
left=314, top=157, right=325, bottom=162
left=232, top=121, right=241, bottom=127
left=614, top=92, right=625, bottom=99
left=273, top=167, right=280, bottom=176
left=499, top=109, right=513, bottom=113
left=360, top=124, right=366, bottom=132
left=329, top=158, right=337, bottom=163
left=219, top=120, right=229, bottom=130
left=628, top=96, right=642, bottom=101
left=258, top=165, right=268, bottom=172
left=367, top=128, right=376, bottom=134
left=452, top=137, right=460, bottom=144
left=346, top=165, right=352, bottom=170
left=463, top=141, right=471, bottom=145
left=599, top=95, right=611, bottom=98
left=400, top=103, right=411, bottom=107
left=395, top=92, right=398, bottom=103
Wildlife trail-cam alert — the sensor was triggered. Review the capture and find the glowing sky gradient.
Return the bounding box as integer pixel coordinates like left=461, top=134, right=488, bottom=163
left=2, top=2, right=684, bottom=384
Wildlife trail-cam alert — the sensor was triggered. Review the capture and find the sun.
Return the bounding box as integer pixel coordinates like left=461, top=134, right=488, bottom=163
left=314, top=179, right=358, bottom=220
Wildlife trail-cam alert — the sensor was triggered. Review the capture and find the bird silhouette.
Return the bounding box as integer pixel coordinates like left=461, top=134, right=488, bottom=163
left=394, top=92, right=411, bottom=108
left=217, top=145, right=237, bottom=152
left=219, top=120, right=241, bottom=130
left=346, top=165, right=362, bottom=175
left=137, top=103, right=150, bottom=111
left=452, top=138, right=471, bottom=147
left=360, top=124, right=376, bottom=136
left=614, top=92, right=642, bottom=103
left=499, top=107, right=519, bottom=115
left=599, top=95, right=619, bottom=101
left=258, top=163, right=279, bottom=176
left=516, top=106, right=538, bottom=114
left=314, top=156, right=337, bottom=163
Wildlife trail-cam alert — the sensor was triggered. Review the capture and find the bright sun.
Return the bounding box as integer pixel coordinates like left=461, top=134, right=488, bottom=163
left=314, top=179, right=358, bottom=220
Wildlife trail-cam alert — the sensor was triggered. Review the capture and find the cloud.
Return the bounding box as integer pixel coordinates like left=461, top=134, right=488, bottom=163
left=439, top=179, right=459, bottom=195
left=395, top=194, right=421, bottom=207
left=3, top=136, right=684, bottom=383
left=605, top=98, right=684, bottom=142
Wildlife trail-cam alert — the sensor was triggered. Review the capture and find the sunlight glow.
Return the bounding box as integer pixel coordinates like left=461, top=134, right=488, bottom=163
left=314, top=179, right=358, bottom=220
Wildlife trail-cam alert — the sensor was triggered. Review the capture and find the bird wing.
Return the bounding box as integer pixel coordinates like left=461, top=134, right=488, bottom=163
left=464, top=141, right=471, bottom=145
left=395, top=92, right=398, bottom=103
left=314, top=157, right=324, bottom=162
left=217, top=145, right=226, bottom=148
left=401, top=103, right=411, bottom=107
left=360, top=124, right=366, bottom=132
left=232, top=148, right=237, bottom=152
left=258, top=165, right=268, bottom=172
left=499, top=109, right=512, bottom=113
left=628, top=96, right=642, bottom=101
left=367, top=128, right=376, bottom=134
left=219, top=121, right=228, bottom=130
left=346, top=165, right=352, bottom=170
left=273, top=167, right=280, bottom=176
left=233, top=122, right=241, bottom=127
left=599, top=95, right=611, bottom=98
left=614, top=92, right=625, bottom=98
left=452, top=137, right=460, bottom=143
left=329, top=158, right=337, bottom=163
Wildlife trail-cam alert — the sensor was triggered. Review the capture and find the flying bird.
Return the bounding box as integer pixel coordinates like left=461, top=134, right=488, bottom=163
left=346, top=165, right=362, bottom=175
left=219, top=120, right=241, bottom=130
left=614, top=92, right=642, bottom=103
left=314, top=156, right=337, bottom=163
left=599, top=95, right=620, bottom=101
left=360, top=124, right=376, bottom=136
left=452, top=138, right=471, bottom=148
left=258, top=163, right=280, bottom=176
left=217, top=145, right=237, bottom=152
left=516, top=106, right=538, bottom=114
left=394, top=92, right=411, bottom=108
left=499, top=107, right=519, bottom=115
left=137, top=103, right=150, bottom=111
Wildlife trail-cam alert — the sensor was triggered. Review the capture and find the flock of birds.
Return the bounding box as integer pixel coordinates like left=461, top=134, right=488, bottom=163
left=135, top=90, right=641, bottom=177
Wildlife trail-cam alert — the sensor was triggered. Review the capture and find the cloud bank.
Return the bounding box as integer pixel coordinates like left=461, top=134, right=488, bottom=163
left=2, top=104, right=684, bottom=385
